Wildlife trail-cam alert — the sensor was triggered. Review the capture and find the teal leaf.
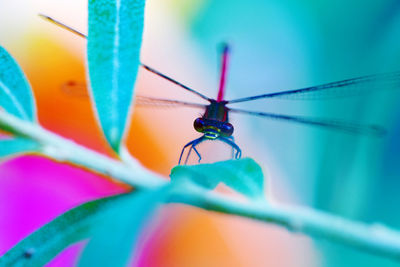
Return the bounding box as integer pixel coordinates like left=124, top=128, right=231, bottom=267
left=0, top=194, right=131, bottom=267
left=170, top=158, right=265, bottom=200
left=0, top=138, right=40, bottom=159
left=0, top=46, right=36, bottom=121
left=87, top=0, right=145, bottom=152
left=78, top=187, right=168, bottom=267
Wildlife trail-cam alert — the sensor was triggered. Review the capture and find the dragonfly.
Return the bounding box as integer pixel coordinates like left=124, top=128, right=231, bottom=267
left=40, top=14, right=400, bottom=164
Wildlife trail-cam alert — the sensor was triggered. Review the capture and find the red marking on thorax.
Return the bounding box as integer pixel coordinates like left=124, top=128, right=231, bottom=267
left=217, top=45, right=230, bottom=102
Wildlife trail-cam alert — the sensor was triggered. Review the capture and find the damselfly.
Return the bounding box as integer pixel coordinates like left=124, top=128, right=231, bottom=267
left=40, top=14, right=400, bottom=164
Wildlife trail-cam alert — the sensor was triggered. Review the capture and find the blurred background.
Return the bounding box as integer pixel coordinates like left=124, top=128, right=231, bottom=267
left=1, top=0, right=400, bottom=266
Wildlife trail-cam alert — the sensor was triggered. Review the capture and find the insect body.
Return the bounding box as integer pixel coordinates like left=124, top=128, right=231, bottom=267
left=187, top=99, right=238, bottom=160
left=40, top=14, right=400, bottom=165
left=195, top=45, right=233, bottom=140
left=143, top=43, right=241, bottom=164
left=194, top=100, right=233, bottom=140
left=179, top=44, right=240, bottom=163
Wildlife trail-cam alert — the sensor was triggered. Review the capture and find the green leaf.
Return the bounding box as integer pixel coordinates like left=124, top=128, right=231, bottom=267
left=0, top=138, right=40, bottom=159
left=87, top=0, right=145, bottom=152
left=0, top=46, right=36, bottom=121
left=0, top=194, right=132, bottom=267
left=78, top=187, right=168, bottom=267
left=170, top=158, right=265, bottom=200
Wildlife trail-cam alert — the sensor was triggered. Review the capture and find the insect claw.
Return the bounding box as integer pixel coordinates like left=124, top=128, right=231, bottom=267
left=192, top=146, right=202, bottom=163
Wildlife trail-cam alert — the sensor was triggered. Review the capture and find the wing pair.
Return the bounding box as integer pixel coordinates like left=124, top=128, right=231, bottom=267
left=61, top=76, right=389, bottom=137
left=42, top=14, right=397, bottom=136
left=131, top=65, right=395, bottom=136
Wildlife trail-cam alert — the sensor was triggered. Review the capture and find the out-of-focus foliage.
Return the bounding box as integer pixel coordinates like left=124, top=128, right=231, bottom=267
left=78, top=187, right=168, bottom=267
left=0, top=46, right=35, bottom=121
left=0, top=46, right=39, bottom=159
left=0, top=138, right=40, bottom=159
left=0, top=194, right=127, bottom=267
left=87, top=0, right=145, bottom=153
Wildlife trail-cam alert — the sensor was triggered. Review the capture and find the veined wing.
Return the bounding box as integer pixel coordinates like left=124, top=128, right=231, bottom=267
left=39, top=14, right=86, bottom=38
left=228, top=107, right=386, bottom=136
left=227, top=71, right=400, bottom=103
left=135, top=96, right=206, bottom=109
left=39, top=15, right=212, bottom=102
left=141, top=65, right=211, bottom=101
left=61, top=81, right=206, bottom=109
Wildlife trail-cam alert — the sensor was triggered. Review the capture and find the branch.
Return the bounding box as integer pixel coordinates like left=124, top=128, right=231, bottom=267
left=171, top=182, right=400, bottom=261
left=0, top=110, right=166, bottom=189
left=1, top=110, right=400, bottom=261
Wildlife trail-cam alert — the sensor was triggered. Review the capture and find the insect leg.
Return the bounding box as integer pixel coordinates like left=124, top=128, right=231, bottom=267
left=178, top=136, right=205, bottom=165
left=179, top=141, right=194, bottom=165
left=226, top=136, right=236, bottom=158
left=192, top=145, right=202, bottom=163
left=184, top=137, right=206, bottom=164
left=220, top=137, right=242, bottom=159
left=184, top=145, right=194, bottom=165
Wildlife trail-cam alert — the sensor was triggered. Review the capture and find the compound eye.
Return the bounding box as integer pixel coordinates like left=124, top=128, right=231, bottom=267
left=221, top=122, right=234, bottom=137
left=194, top=118, right=206, bottom=133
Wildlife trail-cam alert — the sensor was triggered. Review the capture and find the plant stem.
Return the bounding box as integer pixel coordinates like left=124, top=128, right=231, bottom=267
left=0, top=111, right=166, bottom=189
left=170, top=182, right=400, bottom=261
left=1, top=110, right=400, bottom=261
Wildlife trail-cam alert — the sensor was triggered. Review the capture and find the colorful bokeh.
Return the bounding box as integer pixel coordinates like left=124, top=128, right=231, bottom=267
left=1, top=0, right=400, bottom=266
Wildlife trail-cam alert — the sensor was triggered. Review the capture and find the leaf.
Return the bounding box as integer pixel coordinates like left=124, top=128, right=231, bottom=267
left=78, top=186, right=168, bottom=267
left=87, top=0, right=145, bottom=153
left=0, top=194, right=132, bottom=267
left=170, top=158, right=265, bottom=200
left=0, top=46, right=36, bottom=121
left=0, top=138, right=40, bottom=159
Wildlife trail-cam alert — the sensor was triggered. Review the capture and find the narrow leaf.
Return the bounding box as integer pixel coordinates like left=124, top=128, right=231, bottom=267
left=79, top=187, right=168, bottom=267
left=0, top=46, right=36, bottom=121
left=0, top=138, right=40, bottom=159
left=0, top=194, right=133, bottom=267
left=87, top=0, right=145, bottom=152
left=170, top=158, right=265, bottom=200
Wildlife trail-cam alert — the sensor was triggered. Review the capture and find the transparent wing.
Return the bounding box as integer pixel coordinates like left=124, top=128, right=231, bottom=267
left=141, top=64, right=211, bottom=101
left=227, top=71, right=400, bottom=103
left=39, top=15, right=212, bottom=102
left=62, top=67, right=212, bottom=103
left=135, top=96, right=207, bottom=109
left=228, top=107, right=386, bottom=136
left=61, top=81, right=206, bottom=109
left=39, top=14, right=87, bottom=38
